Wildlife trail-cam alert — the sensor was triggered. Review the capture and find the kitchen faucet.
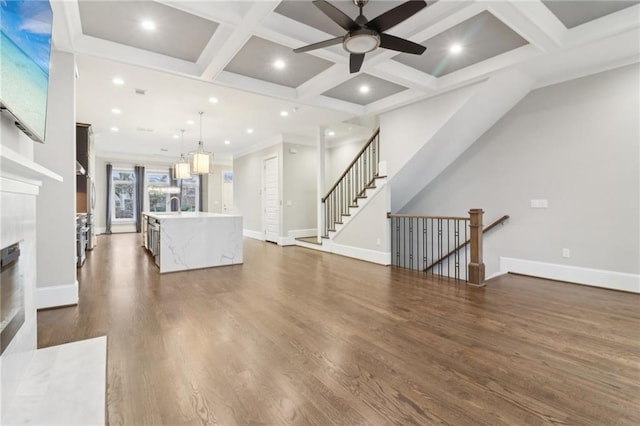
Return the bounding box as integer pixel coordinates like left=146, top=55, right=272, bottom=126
left=169, top=196, right=181, bottom=212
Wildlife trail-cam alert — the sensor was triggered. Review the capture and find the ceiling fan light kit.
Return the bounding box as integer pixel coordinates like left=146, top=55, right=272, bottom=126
left=343, top=29, right=380, bottom=54
left=294, top=0, right=428, bottom=73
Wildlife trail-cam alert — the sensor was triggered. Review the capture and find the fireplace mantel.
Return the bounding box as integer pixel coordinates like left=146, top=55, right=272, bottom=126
left=0, top=145, right=62, bottom=187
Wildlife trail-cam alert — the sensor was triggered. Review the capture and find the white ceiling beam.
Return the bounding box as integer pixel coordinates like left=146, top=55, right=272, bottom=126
left=197, top=1, right=281, bottom=81
left=73, top=35, right=201, bottom=77
left=490, top=0, right=565, bottom=52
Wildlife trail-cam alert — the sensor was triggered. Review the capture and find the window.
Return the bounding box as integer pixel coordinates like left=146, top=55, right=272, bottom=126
left=147, top=172, right=170, bottom=212
left=180, top=176, right=199, bottom=212
left=112, top=170, right=136, bottom=221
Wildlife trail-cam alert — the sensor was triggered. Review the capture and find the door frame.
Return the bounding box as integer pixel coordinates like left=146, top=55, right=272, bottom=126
left=262, top=154, right=280, bottom=243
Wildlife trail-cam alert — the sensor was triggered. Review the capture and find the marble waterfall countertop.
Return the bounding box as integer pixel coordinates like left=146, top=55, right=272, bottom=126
left=143, top=212, right=243, bottom=273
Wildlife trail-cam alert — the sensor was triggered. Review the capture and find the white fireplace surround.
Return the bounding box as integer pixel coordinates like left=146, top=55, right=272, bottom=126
left=0, top=144, right=62, bottom=421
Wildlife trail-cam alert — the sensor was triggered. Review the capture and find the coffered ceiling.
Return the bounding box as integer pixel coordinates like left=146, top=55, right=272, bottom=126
left=51, top=0, right=640, bottom=162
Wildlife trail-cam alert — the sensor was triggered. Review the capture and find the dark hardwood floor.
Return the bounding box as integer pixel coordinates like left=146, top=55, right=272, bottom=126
left=38, top=233, right=640, bottom=425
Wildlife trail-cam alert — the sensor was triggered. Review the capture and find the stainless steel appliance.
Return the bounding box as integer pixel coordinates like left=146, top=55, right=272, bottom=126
left=76, top=214, right=88, bottom=267
left=148, top=219, right=160, bottom=266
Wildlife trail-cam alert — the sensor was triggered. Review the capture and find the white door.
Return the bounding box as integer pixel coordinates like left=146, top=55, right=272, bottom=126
left=221, top=170, right=233, bottom=213
left=263, top=156, right=279, bottom=243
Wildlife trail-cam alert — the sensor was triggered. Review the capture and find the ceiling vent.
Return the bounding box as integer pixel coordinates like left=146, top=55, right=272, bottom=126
left=135, top=88, right=146, bottom=95
left=136, top=127, right=155, bottom=133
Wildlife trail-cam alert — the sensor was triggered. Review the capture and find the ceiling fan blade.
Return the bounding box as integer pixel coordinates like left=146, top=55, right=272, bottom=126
left=380, top=33, right=426, bottom=55
left=366, top=1, right=427, bottom=33
left=350, top=53, right=365, bottom=73
left=293, top=36, right=343, bottom=53
left=313, top=0, right=358, bottom=31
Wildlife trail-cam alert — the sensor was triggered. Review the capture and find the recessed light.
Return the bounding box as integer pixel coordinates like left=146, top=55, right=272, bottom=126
left=280, top=111, right=289, bottom=117
left=111, top=108, right=121, bottom=114
left=450, top=43, right=463, bottom=54
left=209, top=97, right=218, bottom=104
left=112, top=77, right=124, bottom=86
left=110, top=127, right=119, bottom=132
left=273, top=59, right=286, bottom=70
left=359, top=85, right=370, bottom=94
left=172, top=134, right=179, bottom=139
left=141, top=20, right=156, bottom=31
left=328, top=131, right=335, bottom=137
left=247, top=128, right=254, bottom=134
left=224, top=140, right=231, bottom=145
left=187, top=120, right=195, bottom=125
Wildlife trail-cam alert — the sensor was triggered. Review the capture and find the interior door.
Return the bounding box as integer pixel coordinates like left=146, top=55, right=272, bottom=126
left=221, top=170, right=233, bottom=213
left=263, top=156, right=279, bottom=243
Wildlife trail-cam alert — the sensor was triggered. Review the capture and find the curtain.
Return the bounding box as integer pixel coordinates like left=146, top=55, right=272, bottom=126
left=105, top=163, right=113, bottom=234
left=134, top=165, right=145, bottom=232
left=169, top=167, right=179, bottom=211
left=198, top=175, right=204, bottom=212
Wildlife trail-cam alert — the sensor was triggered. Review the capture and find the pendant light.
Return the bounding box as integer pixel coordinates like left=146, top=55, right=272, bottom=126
left=174, top=129, right=191, bottom=179
left=189, top=111, right=213, bottom=174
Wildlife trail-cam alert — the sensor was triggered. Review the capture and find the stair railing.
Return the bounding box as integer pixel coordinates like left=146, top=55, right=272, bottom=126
left=322, top=128, right=380, bottom=237
left=388, top=210, right=507, bottom=286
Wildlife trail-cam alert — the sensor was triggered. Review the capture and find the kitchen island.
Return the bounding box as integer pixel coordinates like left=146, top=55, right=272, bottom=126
left=142, top=212, right=243, bottom=273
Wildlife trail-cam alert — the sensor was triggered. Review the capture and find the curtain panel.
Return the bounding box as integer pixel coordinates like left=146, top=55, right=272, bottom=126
left=105, top=163, right=113, bottom=234
left=134, top=166, right=145, bottom=233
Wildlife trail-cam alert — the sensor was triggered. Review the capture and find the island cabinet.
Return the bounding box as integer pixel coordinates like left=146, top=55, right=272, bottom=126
left=141, top=212, right=243, bottom=273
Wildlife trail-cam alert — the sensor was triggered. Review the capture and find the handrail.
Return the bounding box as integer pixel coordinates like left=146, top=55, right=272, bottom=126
left=322, top=128, right=380, bottom=202
left=387, top=213, right=469, bottom=221
left=424, top=215, right=509, bottom=271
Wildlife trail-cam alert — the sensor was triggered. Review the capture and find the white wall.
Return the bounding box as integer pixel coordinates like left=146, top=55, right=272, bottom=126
left=233, top=143, right=283, bottom=236
left=402, top=64, right=640, bottom=286
left=33, top=50, right=78, bottom=308
left=282, top=142, right=316, bottom=235
left=203, top=164, right=232, bottom=213
left=324, top=139, right=364, bottom=189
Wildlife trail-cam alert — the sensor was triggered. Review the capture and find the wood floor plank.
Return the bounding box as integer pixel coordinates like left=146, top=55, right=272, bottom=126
left=37, top=234, right=640, bottom=425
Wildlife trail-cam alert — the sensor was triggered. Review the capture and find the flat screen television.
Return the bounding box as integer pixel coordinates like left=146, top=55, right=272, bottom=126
left=0, top=0, right=53, bottom=143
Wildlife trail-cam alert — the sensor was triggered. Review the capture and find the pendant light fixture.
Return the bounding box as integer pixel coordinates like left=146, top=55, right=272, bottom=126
left=174, top=129, right=191, bottom=179
left=189, top=111, right=213, bottom=174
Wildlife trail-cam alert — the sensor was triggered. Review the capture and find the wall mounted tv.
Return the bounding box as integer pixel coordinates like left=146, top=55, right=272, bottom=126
left=0, top=0, right=53, bottom=143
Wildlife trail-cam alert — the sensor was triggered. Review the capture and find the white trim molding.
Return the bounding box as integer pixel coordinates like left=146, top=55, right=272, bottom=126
left=330, top=241, right=391, bottom=266
left=36, top=281, right=79, bottom=309
left=280, top=228, right=317, bottom=246
left=500, top=257, right=640, bottom=293
left=243, top=229, right=265, bottom=241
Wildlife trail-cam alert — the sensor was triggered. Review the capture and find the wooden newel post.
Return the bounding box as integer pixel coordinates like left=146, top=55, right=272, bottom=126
left=468, top=208, right=486, bottom=287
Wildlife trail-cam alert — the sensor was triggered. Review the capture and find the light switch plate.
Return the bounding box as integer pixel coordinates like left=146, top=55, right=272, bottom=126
left=530, top=199, right=548, bottom=209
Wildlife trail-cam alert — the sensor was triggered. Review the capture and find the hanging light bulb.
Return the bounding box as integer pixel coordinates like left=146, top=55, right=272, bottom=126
left=189, top=111, right=213, bottom=174
left=174, top=129, right=191, bottom=179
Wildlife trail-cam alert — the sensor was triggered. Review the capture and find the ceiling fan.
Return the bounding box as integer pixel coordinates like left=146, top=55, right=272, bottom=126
left=293, top=0, right=428, bottom=73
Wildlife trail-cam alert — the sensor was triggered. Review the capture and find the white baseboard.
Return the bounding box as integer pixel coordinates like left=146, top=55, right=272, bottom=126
left=36, top=281, right=79, bottom=309
left=96, top=227, right=106, bottom=234
left=287, top=228, right=316, bottom=238
left=279, top=229, right=318, bottom=246
left=330, top=242, right=391, bottom=265
left=500, top=257, right=640, bottom=293
left=279, top=237, right=295, bottom=246
left=243, top=229, right=265, bottom=241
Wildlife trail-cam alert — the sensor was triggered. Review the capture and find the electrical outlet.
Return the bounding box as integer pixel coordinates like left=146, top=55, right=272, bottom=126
left=562, top=248, right=570, bottom=258
left=376, top=237, right=381, bottom=246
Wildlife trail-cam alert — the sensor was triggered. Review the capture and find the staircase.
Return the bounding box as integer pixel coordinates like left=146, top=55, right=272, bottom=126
left=322, top=128, right=386, bottom=239
left=296, top=128, right=387, bottom=248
